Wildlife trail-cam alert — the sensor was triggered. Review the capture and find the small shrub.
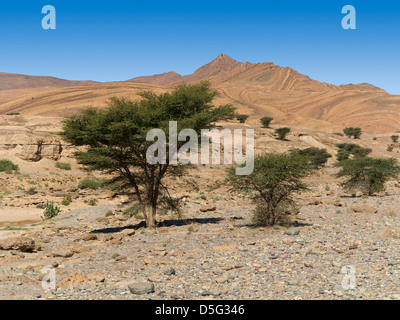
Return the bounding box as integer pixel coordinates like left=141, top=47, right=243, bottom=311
left=226, top=153, right=312, bottom=226
left=62, top=195, right=72, bottom=206
left=78, top=178, right=101, bottom=190
left=0, top=159, right=19, bottom=174
left=236, top=114, right=249, bottom=123
left=26, top=187, right=37, bottom=195
left=43, top=201, right=60, bottom=220
left=123, top=205, right=143, bottom=218
left=88, top=199, right=98, bottom=206
left=333, top=132, right=344, bottom=137
left=55, top=162, right=71, bottom=170
left=260, top=117, right=273, bottom=128
left=387, top=146, right=394, bottom=152
left=391, top=135, right=399, bottom=143
left=275, top=127, right=291, bottom=140
left=5, top=113, right=20, bottom=116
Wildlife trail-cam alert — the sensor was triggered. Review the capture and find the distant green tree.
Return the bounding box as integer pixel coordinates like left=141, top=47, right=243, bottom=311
left=335, top=157, right=400, bottom=195
left=236, top=114, right=249, bottom=123
left=391, top=135, right=399, bottom=143
left=260, top=117, right=273, bottom=128
left=61, top=82, right=235, bottom=227
left=336, top=143, right=372, bottom=160
left=275, top=127, right=291, bottom=140
left=343, top=127, right=362, bottom=139
left=290, top=147, right=332, bottom=168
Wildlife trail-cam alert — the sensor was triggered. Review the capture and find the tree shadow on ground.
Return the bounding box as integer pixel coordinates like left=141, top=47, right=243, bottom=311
left=90, top=217, right=224, bottom=234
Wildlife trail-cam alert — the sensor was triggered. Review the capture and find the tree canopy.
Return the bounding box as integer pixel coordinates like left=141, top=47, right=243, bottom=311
left=61, top=81, right=235, bottom=227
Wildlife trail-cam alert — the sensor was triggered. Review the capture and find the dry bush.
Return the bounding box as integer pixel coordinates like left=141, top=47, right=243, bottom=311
left=252, top=200, right=294, bottom=227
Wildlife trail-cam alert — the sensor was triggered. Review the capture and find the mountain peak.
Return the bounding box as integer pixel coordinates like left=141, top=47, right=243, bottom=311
left=214, top=53, right=238, bottom=62
left=188, top=53, right=242, bottom=80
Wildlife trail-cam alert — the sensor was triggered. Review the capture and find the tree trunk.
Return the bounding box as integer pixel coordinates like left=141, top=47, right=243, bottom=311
left=144, top=203, right=156, bottom=228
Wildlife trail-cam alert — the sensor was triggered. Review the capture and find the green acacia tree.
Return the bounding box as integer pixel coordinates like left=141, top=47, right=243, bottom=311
left=335, top=157, right=400, bottom=195
left=61, top=82, right=235, bottom=227
left=343, top=127, right=362, bottom=139
left=290, top=147, right=332, bottom=168
left=275, top=127, right=291, bottom=140
left=236, top=114, right=249, bottom=123
left=260, top=117, right=273, bottom=128
left=226, top=153, right=312, bottom=226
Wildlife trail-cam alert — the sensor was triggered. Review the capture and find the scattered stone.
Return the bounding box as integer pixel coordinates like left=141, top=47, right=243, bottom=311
left=163, top=268, right=176, bottom=276
left=0, top=237, right=35, bottom=252
left=200, top=204, right=217, bottom=212
left=128, top=282, right=155, bottom=295
left=284, top=228, right=300, bottom=236
left=75, top=234, right=98, bottom=242
left=52, top=249, right=74, bottom=258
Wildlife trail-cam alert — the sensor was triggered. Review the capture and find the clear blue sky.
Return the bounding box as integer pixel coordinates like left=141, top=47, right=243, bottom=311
left=0, top=0, right=399, bottom=94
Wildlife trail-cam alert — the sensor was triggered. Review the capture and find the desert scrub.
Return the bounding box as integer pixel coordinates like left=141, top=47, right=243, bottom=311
left=227, top=152, right=312, bottom=226
left=62, top=195, right=72, bottom=206
left=78, top=178, right=101, bottom=190
left=43, top=201, right=60, bottom=220
left=0, top=159, right=19, bottom=174
left=275, top=127, right=291, bottom=140
left=123, top=205, right=143, bottom=219
left=26, top=187, right=37, bottom=195
left=88, top=199, right=98, bottom=206
left=55, top=162, right=71, bottom=170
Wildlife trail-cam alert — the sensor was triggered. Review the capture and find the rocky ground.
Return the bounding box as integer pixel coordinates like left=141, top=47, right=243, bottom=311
left=0, top=166, right=399, bottom=300
left=0, top=116, right=399, bottom=300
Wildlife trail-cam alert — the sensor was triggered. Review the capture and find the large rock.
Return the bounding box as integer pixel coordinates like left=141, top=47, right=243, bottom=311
left=128, top=282, right=155, bottom=295
left=0, top=237, right=35, bottom=252
left=200, top=204, right=217, bottom=212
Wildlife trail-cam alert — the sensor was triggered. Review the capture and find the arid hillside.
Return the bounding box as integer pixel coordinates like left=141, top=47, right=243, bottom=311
left=1, top=54, right=400, bottom=133
left=0, top=73, right=96, bottom=91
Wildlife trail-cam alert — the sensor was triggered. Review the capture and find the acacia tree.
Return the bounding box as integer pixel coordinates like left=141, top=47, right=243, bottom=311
left=236, top=114, right=249, bottom=123
left=61, top=82, right=235, bottom=227
left=226, top=153, right=312, bottom=226
left=343, top=127, right=362, bottom=139
left=260, top=117, right=273, bottom=128
left=275, top=127, right=291, bottom=140
left=335, top=157, right=400, bottom=195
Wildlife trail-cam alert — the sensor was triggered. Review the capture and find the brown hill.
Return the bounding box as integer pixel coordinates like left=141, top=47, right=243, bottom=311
left=130, top=71, right=183, bottom=87
left=1, top=54, right=400, bottom=133
left=0, top=73, right=96, bottom=91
